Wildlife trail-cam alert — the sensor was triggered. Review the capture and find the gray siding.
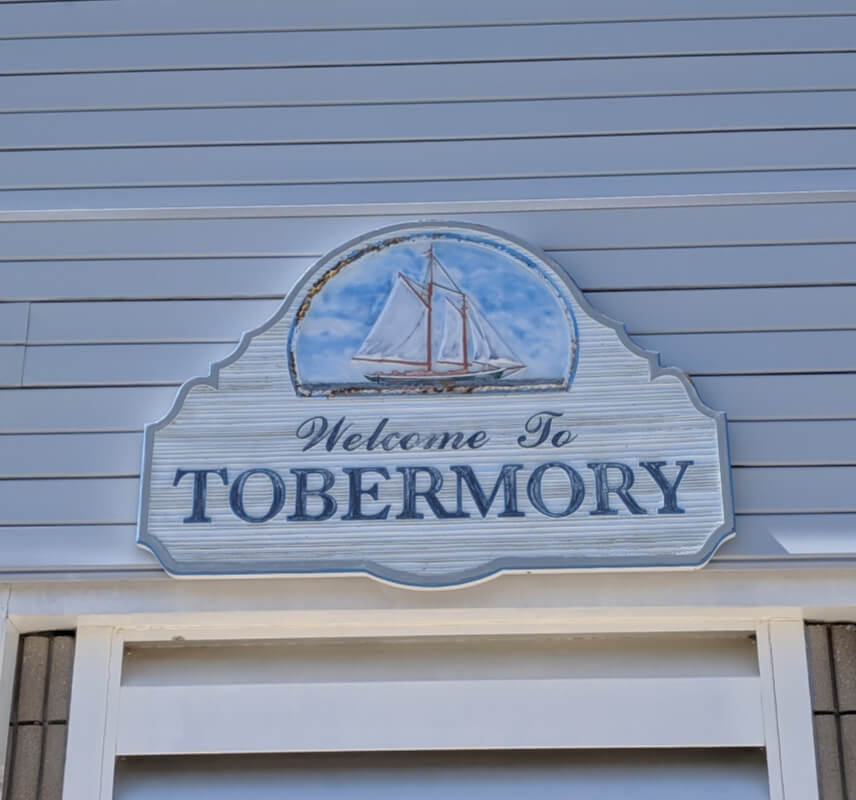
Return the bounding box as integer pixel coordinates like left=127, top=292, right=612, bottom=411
left=0, top=0, right=854, bottom=575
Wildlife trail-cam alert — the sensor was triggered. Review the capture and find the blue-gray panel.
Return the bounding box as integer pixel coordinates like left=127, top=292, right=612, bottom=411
left=5, top=91, right=856, bottom=151
left=21, top=342, right=238, bottom=386
left=729, top=422, right=856, bottom=466
left=0, top=478, right=139, bottom=525
left=21, top=287, right=856, bottom=349
left=1, top=421, right=848, bottom=479
left=2, top=513, right=852, bottom=573
left=0, top=386, right=179, bottom=433
left=18, top=330, right=856, bottom=386
left=0, top=525, right=156, bottom=571
left=5, top=54, right=856, bottom=113
left=4, top=130, right=855, bottom=190
left=636, top=331, right=856, bottom=374
left=693, top=375, right=856, bottom=421
left=0, top=433, right=141, bottom=478
left=1, top=467, right=853, bottom=527
left=3, top=244, right=856, bottom=301
left=590, top=286, right=856, bottom=333
left=5, top=0, right=855, bottom=36
left=0, top=346, right=23, bottom=388
left=7, top=171, right=856, bottom=210
left=0, top=303, right=28, bottom=343
left=3, top=204, right=856, bottom=258
left=4, top=17, right=856, bottom=75
left=718, top=514, right=856, bottom=559
left=27, top=300, right=281, bottom=344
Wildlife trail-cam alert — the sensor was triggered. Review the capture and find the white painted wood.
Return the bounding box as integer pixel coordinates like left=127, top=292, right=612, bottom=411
left=63, top=626, right=123, bottom=800
left=758, top=621, right=820, bottom=800
left=0, top=576, right=832, bottom=629
left=3, top=130, right=855, bottom=190
left=0, top=386, right=179, bottom=433
left=0, top=346, right=22, bottom=388
left=22, top=342, right=237, bottom=386
left=0, top=592, right=18, bottom=799
left=3, top=18, right=855, bottom=76
left=112, top=750, right=770, bottom=800
left=27, top=299, right=280, bottom=344
left=6, top=91, right=856, bottom=150
left=115, top=675, right=764, bottom=754
left=6, top=53, right=856, bottom=113
left=0, top=432, right=141, bottom=477
left=121, top=633, right=758, bottom=685
left=2, top=202, right=854, bottom=259
left=0, top=303, right=27, bottom=343
left=4, top=0, right=853, bottom=37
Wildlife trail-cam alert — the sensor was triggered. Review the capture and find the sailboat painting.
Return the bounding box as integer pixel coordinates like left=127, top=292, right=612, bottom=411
left=289, top=229, right=578, bottom=396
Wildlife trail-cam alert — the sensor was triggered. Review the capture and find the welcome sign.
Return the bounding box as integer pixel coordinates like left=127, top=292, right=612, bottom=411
left=138, top=222, right=734, bottom=587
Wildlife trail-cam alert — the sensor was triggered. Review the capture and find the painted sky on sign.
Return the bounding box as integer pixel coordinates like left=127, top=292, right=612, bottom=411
left=293, top=236, right=574, bottom=385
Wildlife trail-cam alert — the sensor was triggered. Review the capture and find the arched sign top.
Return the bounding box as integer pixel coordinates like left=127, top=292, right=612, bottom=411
left=288, top=228, right=579, bottom=396
left=138, top=221, right=734, bottom=588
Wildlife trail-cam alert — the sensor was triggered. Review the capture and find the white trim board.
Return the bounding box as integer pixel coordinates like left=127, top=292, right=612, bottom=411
left=58, top=614, right=818, bottom=800
left=0, top=190, right=854, bottom=222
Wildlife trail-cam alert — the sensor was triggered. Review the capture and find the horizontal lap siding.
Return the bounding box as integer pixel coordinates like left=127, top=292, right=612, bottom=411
left=1, top=15, right=856, bottom=209
left=0, top=4, right=851, bottom=574
left=4, top=0, right=856, bottom=36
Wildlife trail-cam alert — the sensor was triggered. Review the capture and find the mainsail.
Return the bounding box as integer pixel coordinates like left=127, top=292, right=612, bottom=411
left=354, top=245, right=525, bottom=383
left=353, top=275, right=429, bottom=365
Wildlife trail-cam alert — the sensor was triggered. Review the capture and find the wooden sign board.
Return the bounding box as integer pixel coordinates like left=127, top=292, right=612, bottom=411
left=138, top=222, right=734, bottom=587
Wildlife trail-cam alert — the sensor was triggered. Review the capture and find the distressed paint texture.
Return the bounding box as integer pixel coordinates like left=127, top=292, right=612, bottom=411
left=139, top=224, right=731, bottom=585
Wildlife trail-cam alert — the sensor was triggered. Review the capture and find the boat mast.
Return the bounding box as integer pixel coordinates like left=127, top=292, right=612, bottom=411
left=426, top=245, right=434, bottom=371
left=461, top=294, right=469, bottom=370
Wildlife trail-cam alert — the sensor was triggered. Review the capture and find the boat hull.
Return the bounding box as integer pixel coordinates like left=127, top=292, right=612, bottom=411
left=365, top=366, right=514, bottom=388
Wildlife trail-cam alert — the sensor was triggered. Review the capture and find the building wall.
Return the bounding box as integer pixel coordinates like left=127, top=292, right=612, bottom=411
left=1, top=0, right=855, bottom=578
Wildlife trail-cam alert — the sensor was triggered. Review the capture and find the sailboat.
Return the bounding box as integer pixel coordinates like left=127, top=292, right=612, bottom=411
left=353, top=245, right=526, bottom=388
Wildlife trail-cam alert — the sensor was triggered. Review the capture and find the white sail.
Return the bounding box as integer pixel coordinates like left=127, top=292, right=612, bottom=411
left=437, top=295, right=464, bottom=365
left=468, top=305, right=522, bottom=367
left=354, top=275, right=428, bottom=365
